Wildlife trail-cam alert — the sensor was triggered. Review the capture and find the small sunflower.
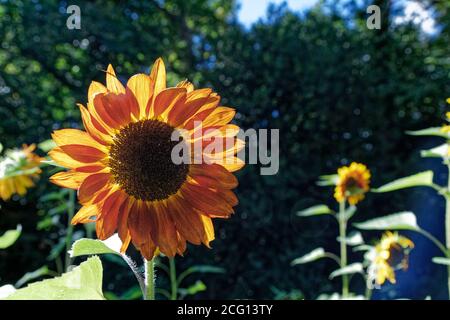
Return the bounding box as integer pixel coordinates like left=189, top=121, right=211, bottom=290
left=49, top=58, right=244, bottom=259
left=440, top=100, right=450, bottom=133
left=367, top=232, right=414, bottom=287
left=334, top=162, right=370, bottom=205
left=0, top=144, right=42, bottom=201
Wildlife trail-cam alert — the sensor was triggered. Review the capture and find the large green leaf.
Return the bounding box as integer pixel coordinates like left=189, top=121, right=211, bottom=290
left=69, top=235, right=122, bottom=258
left=5, top=256, right=105, bottom=300
left=329, top=263, right=363, bottom=280
left=297, top=205, right=333, bottom=217
left=372, top=171, right=434, bottom=193
left=406, top=127, right=449, bottom=138
left=291, top=248, right=326, bottom=265
left=0, top=225, right=21, bottom=249
left=354, top=212, right=419, bottom=231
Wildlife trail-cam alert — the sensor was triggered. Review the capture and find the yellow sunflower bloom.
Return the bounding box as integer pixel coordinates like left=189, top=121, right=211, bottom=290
left=0, top=144, right=42, bottom=201
left=367, top=232, right=414, bottom=287
left=334, top=162, right=370, bottom=205
left=48, top=58, right=244, bottom=259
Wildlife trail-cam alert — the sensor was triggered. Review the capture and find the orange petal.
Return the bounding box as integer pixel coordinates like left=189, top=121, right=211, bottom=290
left=59, top=144, right=107, bottom=163
left=48, top=147, right=85, bottom=168
left=202, top=107, right=236, bottom=128
left=106, top=64, right=125, bottom=94
left=49, top=170, right=89, bottom=189
left=88, top=81, right=107, bottom=106
left=78, top=104, right=112, bottom=145
left=168, top=91, right=217, bottom=127
left=78, top=173, right=111, bottom=204
left=200, top=215, right=215, bottom=246
left=127, top=74, right=153, bottom=118
left=97, top=190, right=127, bottom=238
left=168, top=196, right=205, bottom=245
left=152, top=201, right=178, bottom=257
left=52, top=129, right=107, bottom=152
left=180, top=183, right=234, bottom=216
left=190, top=163, right=238, bottom=188
left=147, top=58, right=167, bottom=116
left=176, top=80, right=194, bottom=93
left=153, top=87, right=187, bottom=118
left=72, top=205, right=98, bottom=224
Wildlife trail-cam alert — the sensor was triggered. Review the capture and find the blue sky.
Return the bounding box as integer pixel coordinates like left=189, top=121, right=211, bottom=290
left=238, top=0, right=436, bottom=33
left=238, top=0, right=318, bottom=26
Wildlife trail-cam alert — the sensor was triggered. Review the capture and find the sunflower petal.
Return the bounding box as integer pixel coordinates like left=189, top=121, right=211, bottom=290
left=106, top=64, right=125, bottom=94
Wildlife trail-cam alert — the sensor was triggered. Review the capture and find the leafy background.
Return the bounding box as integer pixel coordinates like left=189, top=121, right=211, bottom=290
left=0, top=0, right=449, bottom=299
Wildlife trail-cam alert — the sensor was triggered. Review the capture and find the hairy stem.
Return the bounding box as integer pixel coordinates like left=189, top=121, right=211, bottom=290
left=144, top=257, right=155, bottom=300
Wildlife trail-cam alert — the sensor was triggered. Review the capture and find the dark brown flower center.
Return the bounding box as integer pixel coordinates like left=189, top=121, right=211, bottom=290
left=109, top=119, right=189, bottom=201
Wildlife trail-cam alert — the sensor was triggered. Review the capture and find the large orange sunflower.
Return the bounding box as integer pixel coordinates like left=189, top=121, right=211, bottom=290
left=49, top=58, right=244, bottom=259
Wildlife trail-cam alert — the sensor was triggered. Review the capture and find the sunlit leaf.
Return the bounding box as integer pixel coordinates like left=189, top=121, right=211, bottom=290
left=297, top=205, right=333, bottom=217
left=15, top=266, right=54, bottom=288
left=372, top=171, right=434, bottom=193
left=179, top=280, right=207, bottom=296
left=317, top=174, right=339, bottom=186
left=432, top=257, right=450, bottom=266
left=329, top=263, right=363, bottom=280
left=421, top=144, right=448, bottom=158
left=354, top=212, right=419, bottom=231
left=69, top=235, right=122, bottom=258
left=291, top=248, right=326, bottom=265
left=0, top=225, right=22, bottom=249
left=406, top=127, right=449, bottom=138
left=38, top=139, right=56, bottom=152
left=5, top=256, right=105, bottom=300
left=337, top=231, right=364, bottom=246
left=342, top=206, right=357, bottom=220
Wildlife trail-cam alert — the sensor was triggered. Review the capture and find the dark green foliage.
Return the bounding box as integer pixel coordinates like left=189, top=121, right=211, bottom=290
left=0, top=0, right=449, bottom=299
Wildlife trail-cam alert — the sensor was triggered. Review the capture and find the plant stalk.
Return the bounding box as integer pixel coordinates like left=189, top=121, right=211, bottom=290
left=339, top=200, right=349, bottom=298
left=64, top=189, right=76, bottom=271
left=144, top=257, right=155, bottom=300
left=169, top=257, right=178, bottom=300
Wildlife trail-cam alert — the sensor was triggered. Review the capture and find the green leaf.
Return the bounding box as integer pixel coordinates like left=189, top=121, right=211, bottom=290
left=421, top=144, right=448, bottom=158
left=354, top=212, right=419, bottom=231
left=317, top=174, right=339, bottom=186
left=5, top=256, right=105, bottom=300
left=406, top=127, right=449, bottom=138
left=0, top=225, right=22, bottom=249
left=184, top=265, right=226, bottom=274
left=291, top=248, right=326, bottom=265
left=337, top=231, right=364, bottom=246
left=179, top=280, right=207, bottom=296
left=69, top=235, right=122, bottom=258
left=38, top=139, right=57, bottom=152
left=342, top=206, right=357, bottom=221
left=15, top=266, right=54, bottom=288
left=297, top=205, right=333, bottom=217
left=432, top=257, right=450, bottom=266
left=329, top=263, right=363, bottom=280
left=372, top=171, right=434, bottom=193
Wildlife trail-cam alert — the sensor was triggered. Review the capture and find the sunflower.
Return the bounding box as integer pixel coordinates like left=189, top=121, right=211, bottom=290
left=334, top=162, right=370, bottom=205
left=440, top=101, right=450, bottom=133
left=0, top=144, right=42, bottom=201
left=49, top=58, right=244, bottom=259
left=366, top=232, right=414, bottom=287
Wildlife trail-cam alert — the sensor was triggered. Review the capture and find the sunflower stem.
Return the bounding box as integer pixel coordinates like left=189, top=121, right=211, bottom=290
left=144, top=257, right=156, bottom=300
left=64, top=189, right=76, bottom=271
left=338, top=200, right=349, bottom=298
left=446, top=162, right=450, bottom=299
left=169, top=257, right=178, bottom=300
